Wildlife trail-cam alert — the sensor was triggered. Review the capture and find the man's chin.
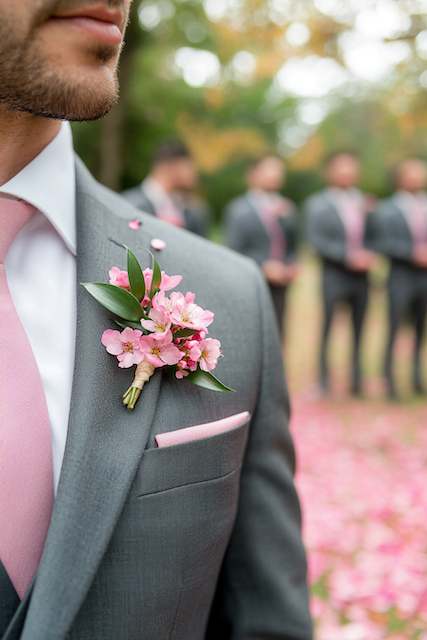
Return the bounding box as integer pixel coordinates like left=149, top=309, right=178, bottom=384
left=17, top=70, right=119, bottom=121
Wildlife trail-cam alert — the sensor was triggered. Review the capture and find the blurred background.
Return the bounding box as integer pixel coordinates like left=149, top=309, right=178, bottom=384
left=74, top=0, right=427, bottom=220
left=74, top=1, right=427, bottom=638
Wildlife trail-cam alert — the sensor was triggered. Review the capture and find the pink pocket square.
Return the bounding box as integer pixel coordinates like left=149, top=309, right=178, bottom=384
left=155, top=411, right=251, bottom=449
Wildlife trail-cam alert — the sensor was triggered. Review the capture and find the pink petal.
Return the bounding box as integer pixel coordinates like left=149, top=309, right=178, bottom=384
left=151, top=238, right=166, bottom=251
left=160, top=344, right=182, bottom=366
left=101, top=330, right=123, bottom=355
left=129, top=219, right=142, bottom=230
left=141, top=319, right=156, bottom=332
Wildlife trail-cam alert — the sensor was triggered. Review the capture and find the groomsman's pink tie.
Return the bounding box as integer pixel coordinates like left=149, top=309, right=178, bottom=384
left=409, top=196, right=427, bottom=246
left=0, top=196, right=53, bottom=599
left=258, top=194, right=287, bottom=261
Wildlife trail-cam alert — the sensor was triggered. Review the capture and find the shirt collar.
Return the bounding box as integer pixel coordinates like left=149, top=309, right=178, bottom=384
left=0, top=122, right=76, bottom=255
left=142, top=176, right=169, bottom=201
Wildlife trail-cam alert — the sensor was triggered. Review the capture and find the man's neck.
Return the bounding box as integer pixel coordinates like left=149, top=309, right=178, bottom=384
left=0, top=108, right=61, bottom=185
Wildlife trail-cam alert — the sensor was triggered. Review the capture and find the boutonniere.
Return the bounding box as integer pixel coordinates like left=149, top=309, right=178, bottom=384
left=82, top=245, right=233, bottom=410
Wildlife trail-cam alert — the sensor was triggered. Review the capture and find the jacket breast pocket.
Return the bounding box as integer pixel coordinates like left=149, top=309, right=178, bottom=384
left=134, top=417, right=250, bottom=497
left=126, top=418, right=251, bottom=596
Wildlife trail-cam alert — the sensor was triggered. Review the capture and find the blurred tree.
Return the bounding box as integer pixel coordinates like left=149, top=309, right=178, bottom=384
left=72, top=0, right=427, bottom=226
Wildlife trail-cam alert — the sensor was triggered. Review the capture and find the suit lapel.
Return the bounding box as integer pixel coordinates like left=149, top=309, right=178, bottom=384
left=21, top=161, right=162, bottom=640
left=323, top=191, right=347, bottom=239
left=245, top=194, right=271, bottom=242
left=392, top=196, right=415, bottom=247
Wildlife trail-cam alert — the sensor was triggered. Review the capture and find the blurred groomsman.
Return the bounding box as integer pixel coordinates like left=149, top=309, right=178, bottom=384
left=306, top=151, right=376, bottom=395
left=122, top=141, right=207, bottom=236
left=225, top=154, right=299, bottom=337
left=374, top=159, right=427, bottom=399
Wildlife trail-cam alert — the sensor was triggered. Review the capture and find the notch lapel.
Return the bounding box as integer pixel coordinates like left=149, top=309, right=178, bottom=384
left=245, top=195, right=271, bottom=243
left=20, top=162, right=162, bottom=640
left=324, top=191, right=347, bottom=240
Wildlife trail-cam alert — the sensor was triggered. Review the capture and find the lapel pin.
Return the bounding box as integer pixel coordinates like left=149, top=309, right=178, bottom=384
left=150, top=238, right=166, bottom=252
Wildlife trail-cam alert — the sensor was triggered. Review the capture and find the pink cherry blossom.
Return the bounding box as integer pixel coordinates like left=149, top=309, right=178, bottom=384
left=169, top=292, right=214, bottom=331
left=175, top=363, right=190, bottom=379
left=101, top=328, right=144, bottom=368
left=185, top=339, right=203, bottom=363
left=109, top=266, right=130, bottom=289
left=161, top=272, right=183, bottom=291
left=139, top=332, right=182, bottom=368
left=198, top=338, right=221, bottom=371
left=143, top=269, right=182, bottom=295
left=140, top=306, right=172, bottom=339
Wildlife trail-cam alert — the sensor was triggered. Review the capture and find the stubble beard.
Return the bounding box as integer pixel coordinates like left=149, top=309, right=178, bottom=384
left=0, top=15, right=122, bottom=121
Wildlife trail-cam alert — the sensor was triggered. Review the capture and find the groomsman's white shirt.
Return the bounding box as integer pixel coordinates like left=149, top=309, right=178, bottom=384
left=1, top=123, right=76, bottom=493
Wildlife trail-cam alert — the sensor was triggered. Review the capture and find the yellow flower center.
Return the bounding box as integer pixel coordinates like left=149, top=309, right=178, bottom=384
left=123, top=342, right=134, bottom=353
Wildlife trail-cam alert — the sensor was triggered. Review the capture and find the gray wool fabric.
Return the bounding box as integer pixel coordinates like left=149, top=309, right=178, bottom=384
left=225, top=193, right=299, bottom=267
left=305, top=189, right=377, bottom=264
left=4, top=159, right=312, bottom=640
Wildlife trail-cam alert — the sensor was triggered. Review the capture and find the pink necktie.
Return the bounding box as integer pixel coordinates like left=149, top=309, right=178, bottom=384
left=409, top=197, right=427, bottom=246
left=0, top=196, right=53, bottom=599
left=338, top=193, right=364, bottom=252
left=258, top=195, right=287, bottom=261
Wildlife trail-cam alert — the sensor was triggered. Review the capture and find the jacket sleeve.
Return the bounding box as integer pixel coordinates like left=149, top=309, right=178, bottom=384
left=225, top=204, right=263, bottom=266
left=370, top=204, right=414, bottom=262
left=185, top=208, right=209, bottom=237
left=305, top=198, right=347, bottom=264
left=206, top=267, right=313, bottom=640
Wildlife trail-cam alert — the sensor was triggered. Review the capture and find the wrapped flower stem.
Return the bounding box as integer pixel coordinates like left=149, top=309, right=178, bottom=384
left=123, top=361, right=155, bottom=410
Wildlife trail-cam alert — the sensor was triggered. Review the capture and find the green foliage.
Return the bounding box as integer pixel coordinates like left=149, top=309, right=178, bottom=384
left=72, top=0, right=427, bottom=229
left=150, top=253, right=162, bottom=296
left=186, top=369, right=235, bottom=393
left=82, top=283, right=144, bottom=322
left=127, top=247, right=146, bottom=301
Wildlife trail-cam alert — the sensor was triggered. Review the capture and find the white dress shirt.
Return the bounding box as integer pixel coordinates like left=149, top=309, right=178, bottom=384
left=142, top=176, right=185, bottom=226
left=1, top=123, right=76, bottom=493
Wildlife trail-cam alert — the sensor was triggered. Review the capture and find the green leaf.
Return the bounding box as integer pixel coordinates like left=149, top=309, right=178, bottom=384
left=81, top=283, right=144, bottom=322
left=150, top=253, right=162, bottom=298
left=114, top=319, right=143, bottom=331
left=174, top=328, right=196, bottom=339
left=186, top=370, right=235, bottom=393
left=127, top=248, right=146, bottom=301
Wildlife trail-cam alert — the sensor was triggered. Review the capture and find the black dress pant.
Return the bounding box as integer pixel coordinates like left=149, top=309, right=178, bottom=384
left=319, top=262, right=369, bottom=392
left=384, top=262, right=427, bottom=393
left=269, top=284, right=287, bottom=339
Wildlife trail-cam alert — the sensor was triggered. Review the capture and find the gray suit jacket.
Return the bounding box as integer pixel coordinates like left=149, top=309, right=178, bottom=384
left=225, top=193, right=298, bottom=267
left=305, top=189, right=375, bottom=267
left=122, top=184, right=207, bottom=237
left=372, top=195, right=418, bottom=264
left=5, top=160, right=311, bottom=640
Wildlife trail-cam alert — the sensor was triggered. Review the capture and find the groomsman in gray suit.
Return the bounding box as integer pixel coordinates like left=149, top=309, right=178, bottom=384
left=306, top=152, right=376, bottom=395
left=225, top=155, right=299, bottom=337
left=122, top=140, right=207, bottom=236
left=0, top=2, right=311, bottom=639
left=373, top=159, right=427, bottom=399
